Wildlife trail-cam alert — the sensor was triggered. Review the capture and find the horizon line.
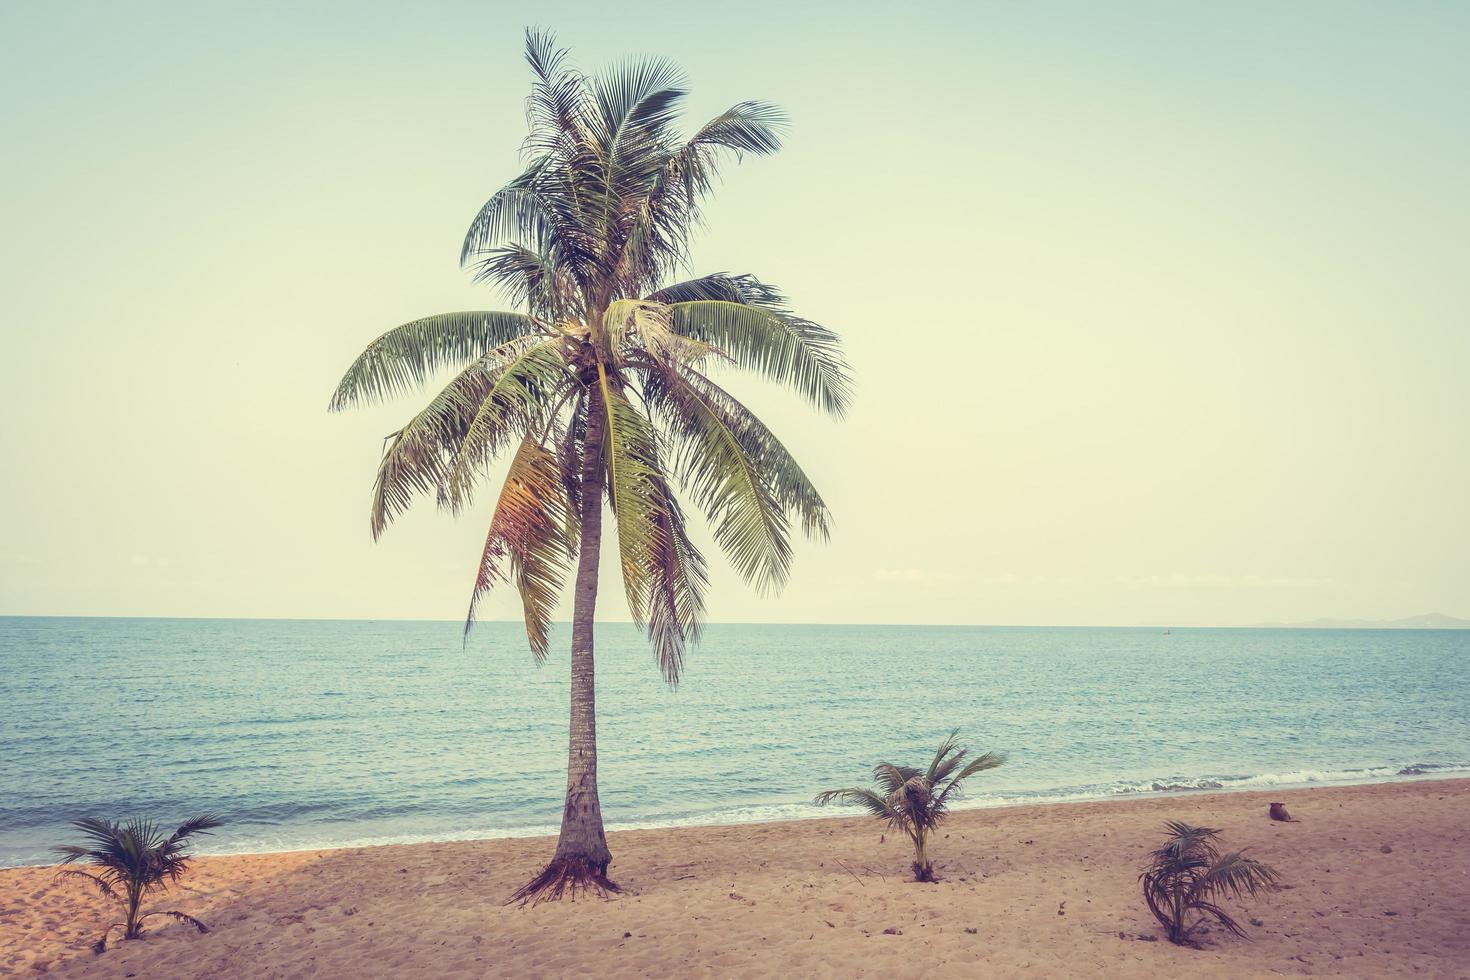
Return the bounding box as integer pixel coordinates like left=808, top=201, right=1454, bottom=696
left=1, top=612, right=1465, bottom=630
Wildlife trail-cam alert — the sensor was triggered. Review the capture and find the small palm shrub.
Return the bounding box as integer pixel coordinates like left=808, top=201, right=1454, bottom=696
left=55, top=815, right=225, bottom=953
left=815, top=731, right=1004, bottom=881
left=1139, top=821, right=1280, bottom=945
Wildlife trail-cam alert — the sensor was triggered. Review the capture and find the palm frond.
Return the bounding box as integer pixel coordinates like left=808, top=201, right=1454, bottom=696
left=1203, top=851, right=1280, bottom=899
left=649, top=272, right=786, bottom=307
left=650, top=102, right=787, bottom=220
left=813, top=787, right=897, bottom=822
left=460, top=161, right=558, bottom=266
left=639, top=467, right=708, bottom=684
left=54, top=869, right=119, bottom=901
left=166, top=815, right=225, bottom=843
left=925, top=730, right=963, bottom=782
left=590, top=54, right=687, bottom=158
left=137, top=909, right=210, bottom=935
left=329, top=311, right=539, bottom=410
left=520, top=28, right=590, bottom=158
left=606, top=299, right=716, bottom=369
left=670, top=300, right=851, bottom=417
left=686, top=101, right=788, bottom=156
left=1152, top=821, right=1225, bottom=864
left=441, top=339, right=574, bottom=510
left=934, top=750, right=1006, bottom=808
left=367, top=341, right=538, bottom=538
left=636, top=364, right=792, bottom=593
left=465, top=436, right=576, bottom=659
left=469, top=244, right=573, bottom=320
left=648, top=368, right=830, bottom=540
left=575, top=373, right=707, bottom=686
left=873, top=762, right=921, bottom=795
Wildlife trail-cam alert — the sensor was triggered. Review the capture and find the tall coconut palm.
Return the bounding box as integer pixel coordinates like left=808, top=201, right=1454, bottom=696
left=330, top=30, right=850, bottom=902
left=815, top=732, right=1004, bottom=881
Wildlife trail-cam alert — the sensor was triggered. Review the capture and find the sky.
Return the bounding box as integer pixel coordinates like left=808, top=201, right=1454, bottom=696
left=2, top=1, right=1467, bottom=628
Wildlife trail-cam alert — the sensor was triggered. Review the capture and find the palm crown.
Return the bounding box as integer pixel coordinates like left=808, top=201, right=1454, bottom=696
left=330, top=30, right=851, bottom=682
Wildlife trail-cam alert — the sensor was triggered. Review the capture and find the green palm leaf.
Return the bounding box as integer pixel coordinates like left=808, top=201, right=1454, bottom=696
left=368, top=341, right=536, bottom=538
left=598, top=378, right=709, bottom=682
left=813, top=787, right=896, bottom=822
left=637, top=362, right=792, bottom=594
left=329, top=311, right=539, bottom=410
left=441, top=339, right=575, bottom=510
left=657, top=368, right=830, bottom=539
left=466, top=436, right=576, bottom=659
left=670, top=300, right=851, bottom=417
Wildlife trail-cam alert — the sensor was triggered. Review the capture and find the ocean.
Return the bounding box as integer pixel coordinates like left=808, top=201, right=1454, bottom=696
left=2, top=617, right=1467, bottom=867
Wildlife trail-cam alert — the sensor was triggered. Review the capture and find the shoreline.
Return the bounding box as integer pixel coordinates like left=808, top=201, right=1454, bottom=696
left=6, top=766, right=1466, bottom=871
left=5, top=778, right=1467, bottom=977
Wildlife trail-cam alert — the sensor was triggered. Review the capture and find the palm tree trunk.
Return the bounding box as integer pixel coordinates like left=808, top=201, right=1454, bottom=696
left=913, top=830, right=933, bottom=882
left=125, top=884, right=143, bottom=938
left=556, top=386, right=613, bottom=870
left=511, top=387, right=617, bottom=902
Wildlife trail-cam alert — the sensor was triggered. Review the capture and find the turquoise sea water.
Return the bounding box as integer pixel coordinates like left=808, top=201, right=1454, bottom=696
left=2, top=617, right=1467, bottom=866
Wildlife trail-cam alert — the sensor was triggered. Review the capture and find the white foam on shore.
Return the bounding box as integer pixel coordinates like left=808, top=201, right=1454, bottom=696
left=168, top=762, right=1470, bottom=864
left=10, top=763, right=1464, bottom=868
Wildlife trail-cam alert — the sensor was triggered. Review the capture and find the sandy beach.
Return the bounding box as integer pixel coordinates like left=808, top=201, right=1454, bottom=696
left=1, top=778, right=1465, bottom=979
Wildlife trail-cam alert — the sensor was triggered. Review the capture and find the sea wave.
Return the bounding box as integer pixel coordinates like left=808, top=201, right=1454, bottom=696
left=945, top=762, right=1470, bottom=813
left=6, top=760, right=1467, bottom=867
left=182, top=760, right=1470, bottom=862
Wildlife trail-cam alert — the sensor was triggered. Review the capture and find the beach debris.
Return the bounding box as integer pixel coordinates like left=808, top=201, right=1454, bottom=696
left=1057, top=901, right=1066, bottom=916
left=1269, top=802, right=1298, bottom=822
left=1380, top=844, right=1393, bottom=853
left=814, top=731, right=1005, bottom=883
left=882, top=927, right=903, bottom=935
left=965, top=927, right=978, bottom=934
left=53, top=814, right=226, bottom=953
left=1139, top=821, right=1281, bottom=947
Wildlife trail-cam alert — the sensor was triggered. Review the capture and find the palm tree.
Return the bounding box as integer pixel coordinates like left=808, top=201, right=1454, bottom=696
left=814, top=732, right=1004, bottom=881
left=54, top=815, right=225, bottom=953
left=1139, top=821, right=1280, bottom=945
left=330, top=30, right=850, bottom=902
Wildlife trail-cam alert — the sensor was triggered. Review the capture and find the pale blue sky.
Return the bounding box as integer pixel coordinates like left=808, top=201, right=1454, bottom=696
left=2, top=1, right=1467, bottom=626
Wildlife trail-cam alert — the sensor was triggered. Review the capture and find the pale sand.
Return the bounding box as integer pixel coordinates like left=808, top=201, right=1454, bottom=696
left=3, top=779, right=1467, bottom=979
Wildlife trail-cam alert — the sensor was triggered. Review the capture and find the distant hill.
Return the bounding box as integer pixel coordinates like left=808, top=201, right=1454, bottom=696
left=1255, top=612, right=1470, bottom=629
